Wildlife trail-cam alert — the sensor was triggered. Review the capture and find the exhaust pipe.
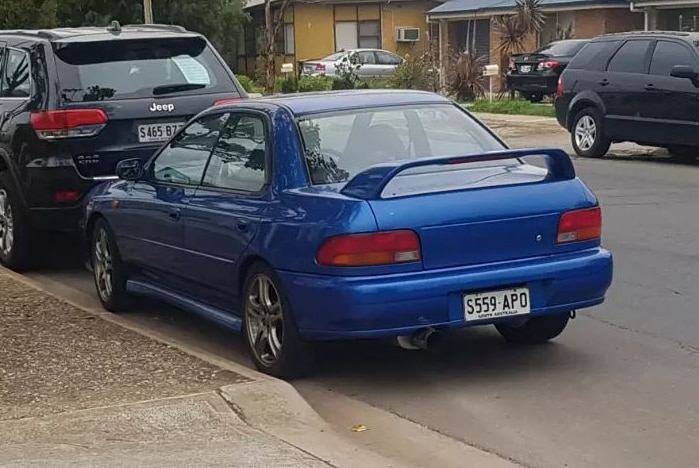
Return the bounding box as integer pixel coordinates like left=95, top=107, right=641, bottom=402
left=394, top=327, right=441, bottom=350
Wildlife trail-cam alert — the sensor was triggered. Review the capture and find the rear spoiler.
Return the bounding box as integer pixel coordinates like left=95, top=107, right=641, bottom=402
left=340, top=148, right=576, bottom=200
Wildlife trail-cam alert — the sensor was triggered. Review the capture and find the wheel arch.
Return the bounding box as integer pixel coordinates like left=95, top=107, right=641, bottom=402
left=567, top=92, right=604, bottom=131
left=236, top=252, right=273, bottom=296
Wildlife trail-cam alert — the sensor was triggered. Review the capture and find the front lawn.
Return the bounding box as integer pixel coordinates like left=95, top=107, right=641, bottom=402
left=466, top=99, right=556, bottom=118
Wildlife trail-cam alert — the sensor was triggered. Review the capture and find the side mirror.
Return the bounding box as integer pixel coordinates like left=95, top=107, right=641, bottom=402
left=115, top=158, right=143, bottom=181
left=670, top=65, right=698, bottom=80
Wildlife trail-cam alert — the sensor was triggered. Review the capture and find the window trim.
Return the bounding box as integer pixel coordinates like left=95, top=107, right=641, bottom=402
left=648, top=39, right=698, bottom=77
left=198, top=108, right=274, bottom=197
left=0, top=46, right=32, bottom=101
left=144, top=111, right=230, bottom=189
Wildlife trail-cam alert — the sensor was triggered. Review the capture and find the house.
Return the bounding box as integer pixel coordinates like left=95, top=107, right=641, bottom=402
left=629, top=0, right=699, bottom=31
left=237, top=0, right=439, bottom=76
left=426, top=0, right=644, bottom=89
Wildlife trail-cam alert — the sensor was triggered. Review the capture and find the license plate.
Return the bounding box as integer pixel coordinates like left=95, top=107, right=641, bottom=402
left=463, top=287, right=530, bottom=322
left=520, top=65, right=531, bottom=73
left=138, top=122, right=184, bottom=143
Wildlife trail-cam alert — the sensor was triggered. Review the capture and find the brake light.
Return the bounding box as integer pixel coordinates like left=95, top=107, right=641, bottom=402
left=317, top=230, right=421, bottom=267
left=54, top=191, right=81, bottom=203
left=315, top=63, right=326, bottom=72
left=214, top=98, right=240, bottom=106
left=538, top=60, right=559, bottom=70
left=556, top=75, right=564, bottom=98
left=31, top=109, right=107, bottom=140
left=557, top=207, right=602, bottom=244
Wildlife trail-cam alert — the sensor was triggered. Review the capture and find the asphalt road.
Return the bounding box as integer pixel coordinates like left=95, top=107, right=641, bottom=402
left=22, top=118, right=699, bottom=468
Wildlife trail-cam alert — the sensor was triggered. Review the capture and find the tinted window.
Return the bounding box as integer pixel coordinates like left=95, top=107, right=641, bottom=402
left=376, top=51, right=402, bottom=65
left=535, top=40, right=587, bottom=57
left=152, top=113, right=228, bottom=185
left=650, top=41, right=697, bottom=76
left=297, top=104, right=505, bottom=185
left=568, top=41, right=618, bottom=69
left=607, top=40, right=652, bottom=74
left=54, top=37, right=236, bottom=103
left=1, top=49, right=30, bottom=98
left=203, top=114, right=267, bottom=192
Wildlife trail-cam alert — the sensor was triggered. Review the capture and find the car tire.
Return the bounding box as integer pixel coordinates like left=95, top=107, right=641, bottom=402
left=495, top=313, right=570, bottom=345
left=0, top=171, right=36, bottom=272
left=90, top=218, right=130, bottom=313
left=571, top=107, right=610, bottom=158
left=242, top=262, right=314, bottom=379
left=668, top=145, right=697, bottom=163
left=523, top=91, right=544, bottom=103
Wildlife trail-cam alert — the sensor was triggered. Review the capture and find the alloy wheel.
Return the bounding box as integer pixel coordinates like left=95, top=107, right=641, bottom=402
left=246, top=274, right=284, bottom=366
left=0, top=189, right=14, bottom=257
left=574, top=115, right=597, bottom=151
left=93, top=228, right=114, bottom=302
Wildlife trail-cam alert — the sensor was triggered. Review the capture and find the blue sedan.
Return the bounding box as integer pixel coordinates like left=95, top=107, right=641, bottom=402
left=83, top=90, right=613, bottom=378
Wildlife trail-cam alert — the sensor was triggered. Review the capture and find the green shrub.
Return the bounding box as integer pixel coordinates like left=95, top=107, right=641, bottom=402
left=298, top=75, right=333, bottom=92
left=331, top=77, right=355, bottom=90
left=365, top=77, right=392, bottom=89
left=276, top=76, right=298, bottom=94
left=237, top=75, right=263, bottom=94
left=388, top=53, right=437, bottom=91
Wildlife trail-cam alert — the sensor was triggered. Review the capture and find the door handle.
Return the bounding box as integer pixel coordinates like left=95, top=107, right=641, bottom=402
left=598, top=79, right=609, bottom=86
left=168, top=207, right=181, bottom=221
left=644, top=84, right=657, bottom=91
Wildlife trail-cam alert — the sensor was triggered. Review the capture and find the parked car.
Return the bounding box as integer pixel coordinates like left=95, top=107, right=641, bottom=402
left=507, top=39, right=589, bottom=102
left=555, top=31, right=699, bottom=159
left=83, top=89, right=613, bottom=379
left=0, top=21, right=247, bottom=271
left=301, top=49, right=403, bottom=78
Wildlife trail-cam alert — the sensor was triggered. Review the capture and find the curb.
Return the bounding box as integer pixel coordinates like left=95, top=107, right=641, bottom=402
left=0, top=266, right=407, bottom=467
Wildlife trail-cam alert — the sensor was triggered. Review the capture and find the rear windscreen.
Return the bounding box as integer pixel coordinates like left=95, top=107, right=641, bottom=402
left=535, top=40, right=587, bottom=57
left=54, top=37, right=237, bottom=103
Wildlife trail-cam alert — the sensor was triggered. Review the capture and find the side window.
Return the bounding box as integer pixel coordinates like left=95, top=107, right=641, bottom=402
left=358, top=51, right=376, bottom=65
left=376, top=51, right=402, bottom=66
left=0, top=49, right=30, bottom=98
left=649, top=41, right=697, bottom=76
left=568, top=41, right=617, bottom=70
left=152, top=113, right=228, bottom=185
left=607, top=40, right=652, bottom=74
left=202, top=114, right=267, bottom=192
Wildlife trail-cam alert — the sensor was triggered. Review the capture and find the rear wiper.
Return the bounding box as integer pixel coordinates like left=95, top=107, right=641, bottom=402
left=152, top=83, right=206, bottom=96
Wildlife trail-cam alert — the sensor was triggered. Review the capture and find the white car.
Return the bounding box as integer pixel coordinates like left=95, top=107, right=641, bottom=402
left=301, top=49, right=403, bottom=78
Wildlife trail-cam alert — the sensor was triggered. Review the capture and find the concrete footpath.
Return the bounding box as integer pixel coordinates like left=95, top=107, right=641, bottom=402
left=0, top=271, right=423, bottom=468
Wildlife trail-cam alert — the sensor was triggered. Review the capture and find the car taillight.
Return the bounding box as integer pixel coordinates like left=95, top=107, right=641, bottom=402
left=556, top=75, right=564, bottom=98
left=31, top=109, right=108, bottom=140
left=538, top=60, right=559, bottom=70
left=557, top=207, right=602, bottom=244
left=214, top=98, right=241, bottom=106
left=317, top=230, right=421, bottom=267
left=315, top=63, right=326, bottom=72
left=54, top=191, right=81, bottom=203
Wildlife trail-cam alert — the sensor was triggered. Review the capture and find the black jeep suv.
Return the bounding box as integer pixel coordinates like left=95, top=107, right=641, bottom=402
left=0, top=22, right=247, bottom=271
left=555, top=31, right=699, bottom=159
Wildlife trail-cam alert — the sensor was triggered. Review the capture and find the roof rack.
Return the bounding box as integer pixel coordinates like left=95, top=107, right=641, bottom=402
left=602, top=30, right=691, bottom=37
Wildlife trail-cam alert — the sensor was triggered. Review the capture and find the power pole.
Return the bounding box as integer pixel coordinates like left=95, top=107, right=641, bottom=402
left=143, top=0, right=154, bottom=24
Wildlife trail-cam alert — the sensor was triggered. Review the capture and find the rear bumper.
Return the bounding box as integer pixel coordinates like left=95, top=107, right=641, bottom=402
left=554, top=97, right=570, bottom=129
left=279, top=247, right=613, bottom=340
left=506, top=74, right=559, bottom=94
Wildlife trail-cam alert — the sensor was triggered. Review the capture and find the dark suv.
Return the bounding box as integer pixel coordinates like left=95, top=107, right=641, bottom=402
left=0, top=22, right=246, bottom=271
left=555, top=31, right=699, bottom=159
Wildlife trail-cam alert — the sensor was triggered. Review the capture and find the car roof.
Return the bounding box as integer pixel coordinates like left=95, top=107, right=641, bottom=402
left=235, top=90, right=452, bottom=116
left=594, top=30, right=699, bottom=42
left=0, top=22, right=199, bottom=43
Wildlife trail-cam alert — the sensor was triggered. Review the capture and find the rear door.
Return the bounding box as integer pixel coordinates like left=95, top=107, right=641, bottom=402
left=51, top=35, right=243, bottom=179
left=375, top=51, right=403, bottom=76
left=356, top=51, right=381, bottom=78
left=600, top=39, right=654, bottom=140
left=643, top=39, right=699, bottom=146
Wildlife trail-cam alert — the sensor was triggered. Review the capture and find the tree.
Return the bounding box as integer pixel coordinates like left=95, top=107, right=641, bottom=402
left=0, top=0, right=58, bottom=29
left=264, top=0, right=291, bottom=94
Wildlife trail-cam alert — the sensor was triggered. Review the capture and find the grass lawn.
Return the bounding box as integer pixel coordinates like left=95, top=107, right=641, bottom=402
left=466, top=99, right=556, bottom=118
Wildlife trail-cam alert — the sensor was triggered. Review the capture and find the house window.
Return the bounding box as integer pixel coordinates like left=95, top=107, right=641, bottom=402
left=244, top=25, right=257, bottom=56
left=335, top=20, right=382, bottom=51
left=284, top=23, right=295, bottom=54
left=359, top=21, right=381, bottom=48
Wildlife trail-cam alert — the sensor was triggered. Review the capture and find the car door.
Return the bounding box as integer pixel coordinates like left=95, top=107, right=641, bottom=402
left=112, top=112, right=229, bottom=289
left=357, top=51, right=381, bottom=78
left=375, top=51, right=403, bottom=76
left=181, top=110, right=271, bottom=310
left=643, top=39, right=699, bottom=146
left=599, top=39, right=654, bottom=141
